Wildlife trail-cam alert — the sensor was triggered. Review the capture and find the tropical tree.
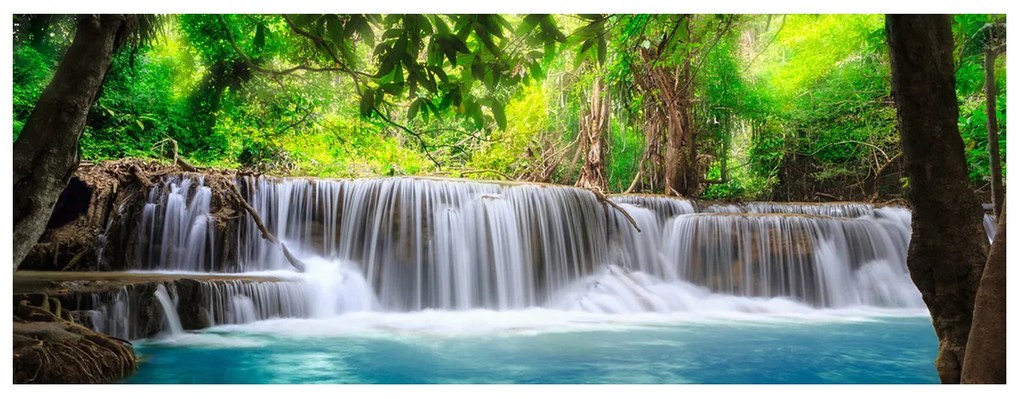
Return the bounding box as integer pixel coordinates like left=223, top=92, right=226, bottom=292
left=13, top=15, right=161, bottom=270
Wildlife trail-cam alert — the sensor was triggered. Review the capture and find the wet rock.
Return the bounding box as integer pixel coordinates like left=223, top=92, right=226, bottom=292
left=174, top=279, right=211, bottom=330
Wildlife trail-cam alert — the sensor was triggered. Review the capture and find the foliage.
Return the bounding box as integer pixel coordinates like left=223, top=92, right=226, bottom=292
left=11, top=14, right=1006, bottom=200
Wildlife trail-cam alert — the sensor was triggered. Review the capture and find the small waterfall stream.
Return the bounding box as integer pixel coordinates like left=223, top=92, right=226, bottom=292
left=153, top=284, right=184, bottom=336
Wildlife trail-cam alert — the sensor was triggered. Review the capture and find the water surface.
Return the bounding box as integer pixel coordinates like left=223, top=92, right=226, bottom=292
left=128, top=312, right=937, bottom=384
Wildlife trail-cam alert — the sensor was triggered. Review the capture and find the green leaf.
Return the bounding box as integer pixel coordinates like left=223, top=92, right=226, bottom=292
left=355, top=17, right=375, bottom=48
left=468, top=101, right=484, bottom=128
left=597, top=38, right=607, bottom=65
left=490, top=101, right=506, bottom=130
left=253, top=23, right=266, bottom=53
left=407, top=98, right=422, bottom=120
left=518, top=14, right=543, bottom=36
left=326, top=15, right=343, bottom=45
left=471, top=57, right=485, bottom=81
left=579, top=39, right=595, bottom=57
left=438, top=90, right=455, bottom=110
left=432, top=15, right=451, bottom=36
left=359, top=89, right=375, bottom=116
left=451, top=36, right=470, bottom=53
left=382, top=28, right=403, bottom=41
left=541, top=16, right=566, bottom=43
left=428, top=65, right=448, bottom=83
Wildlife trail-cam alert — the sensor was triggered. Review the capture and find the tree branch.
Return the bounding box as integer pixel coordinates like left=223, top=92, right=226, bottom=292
left=370, top=104, right=442, bottom=169
left=229, top=183, right=305, bottom=272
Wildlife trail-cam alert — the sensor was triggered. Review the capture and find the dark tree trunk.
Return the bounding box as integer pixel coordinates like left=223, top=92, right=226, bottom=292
left=13, top=15, right=135, bottom=271
left=886, top=15, right=990, bottom=384
left=961, top=203, right=1006, bottom=384
left=576, top=77, right=609, bottom=192
left=984, top=49, right=1004, bottom=219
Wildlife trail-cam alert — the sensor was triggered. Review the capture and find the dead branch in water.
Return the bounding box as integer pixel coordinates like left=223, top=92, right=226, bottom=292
left=228, top=183, right=306, bottom=272
left=587, top=188, right=641, bottom=232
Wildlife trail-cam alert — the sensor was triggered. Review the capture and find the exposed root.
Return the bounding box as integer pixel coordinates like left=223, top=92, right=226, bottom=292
left=129, top=163, right=154, bottom=188
left=13, top=293, right=138, bottom=383
left=60, top=249, right=89, bottom=271
left=14, top=320, right=138, bottom=383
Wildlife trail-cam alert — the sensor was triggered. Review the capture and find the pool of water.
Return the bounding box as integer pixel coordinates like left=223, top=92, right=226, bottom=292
left=126, top=309, right=938, bottom=384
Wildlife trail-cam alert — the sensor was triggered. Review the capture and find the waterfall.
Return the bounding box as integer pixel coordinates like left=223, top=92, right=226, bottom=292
left=702, top=202, right=876, bottom=218
left=611, top=194, right=697, bottom=221
left=78, top=280, right=310, bottom=340
left=137, top=175, right=218, bottom=271
left=984, top=214, right=997, bottom=243
left=154, top=284, right=184, bottom=336
left=200, top=280, right=310, bottom=325
left=84, top=287, right=132, bottom=339
left=230, top=177, right=615, bottom=311
left=659, top=208, right=921, bottom=308
left=228, top=296, right=257, bottom=325
left=128, top=175, right=937, bottom=317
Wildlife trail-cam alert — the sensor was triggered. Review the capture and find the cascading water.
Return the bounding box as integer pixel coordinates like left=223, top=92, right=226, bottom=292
left=77, top=279, right=310, bottom=340
left=153, top=284, right=184, bottom=336
left=137, top=175, right=218, bottom=272
left=659, top=208, right=921, bottom=308
left=201, top=280, right=310, bottom=324
left=984, top=214, right=998, bottom=243
left=125, top=175, right=933, bottom=324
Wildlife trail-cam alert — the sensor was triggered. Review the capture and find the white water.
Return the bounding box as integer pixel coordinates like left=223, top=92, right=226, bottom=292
left=984, top=214, right=998, bottom=243
left=228, top=296, right=257, bottom=325
left=153, top=284, right=184, bottom=336
left=103, top=176, right=958, bottom=339
left=136, top=176, right=217, bottom=271
left=204, top=304, right=929, bottom=340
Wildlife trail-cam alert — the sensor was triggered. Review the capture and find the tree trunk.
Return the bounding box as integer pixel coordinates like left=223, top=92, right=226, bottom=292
left=984, top=49, right=1004, bottom=219
left=633, top=46, right=699, bottom=197
left=886, top=14, right=990, bottom=384
left=576, top=77, right=609, bottom=192
left=663, top=58, right=697, bottom=197
left=961, top=202, right=1006, bottom=384
left=13, top=15, right=134, bottom=271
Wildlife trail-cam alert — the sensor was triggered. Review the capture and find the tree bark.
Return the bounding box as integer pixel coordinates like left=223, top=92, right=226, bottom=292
left=13, top=15, right=135, bottom=271
left=663, top=57, right=697, bottom=197
left=961, top=202, right=1006, bottom=384
left=633, top=45, right=699, bottom=197
left=576, top=77, right=609, bottom=192
left=984, top=49, right=1004, bottom=219
left=886, top=15, right=990, bottom=384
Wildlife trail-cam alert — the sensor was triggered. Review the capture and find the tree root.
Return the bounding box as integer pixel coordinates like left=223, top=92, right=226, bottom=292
left=60, top=248, right=89, bottom=271
left=129, top=163, right=154, bottom=188
left=14, top=321, right=138, bottom=383
left=14, top=293, right=138, bottom=383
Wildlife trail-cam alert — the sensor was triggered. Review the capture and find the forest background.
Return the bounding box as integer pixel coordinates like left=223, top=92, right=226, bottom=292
left=12, top=14, right=1007, bottom=202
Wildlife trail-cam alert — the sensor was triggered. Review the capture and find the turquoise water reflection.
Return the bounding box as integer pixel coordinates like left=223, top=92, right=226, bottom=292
left=128, top=315, right=937, bottom=384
